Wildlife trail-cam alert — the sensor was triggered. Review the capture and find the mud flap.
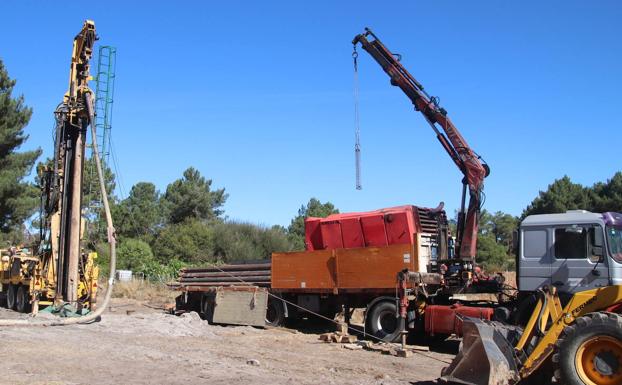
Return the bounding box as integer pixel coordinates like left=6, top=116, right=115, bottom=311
left=439, top=318, right=521, bottom=385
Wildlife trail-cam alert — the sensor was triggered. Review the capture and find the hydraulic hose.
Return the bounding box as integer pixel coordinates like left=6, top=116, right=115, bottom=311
left=0, top=92, right=116, bottom=326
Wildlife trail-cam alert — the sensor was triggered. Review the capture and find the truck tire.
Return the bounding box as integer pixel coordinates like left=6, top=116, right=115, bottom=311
left=366, top=300, right=402, bottom=342
left=15, top=285, right=29, bottom=313
left=6, top=284, right=17, bottom=310
left=552, top=312, right=622, bottom=385
left=266, top=297, right=285, bottom=327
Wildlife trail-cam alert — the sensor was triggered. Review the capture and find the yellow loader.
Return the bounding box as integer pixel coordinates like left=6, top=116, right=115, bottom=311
left=441, top=211, right=622, bottom=385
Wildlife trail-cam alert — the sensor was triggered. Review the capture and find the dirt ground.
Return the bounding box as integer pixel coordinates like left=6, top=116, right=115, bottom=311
left=0, top=298, right=454, bottom=385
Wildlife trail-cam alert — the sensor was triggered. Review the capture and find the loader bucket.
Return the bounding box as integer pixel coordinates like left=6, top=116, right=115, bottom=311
left=439, top=318, right=521, bottom=385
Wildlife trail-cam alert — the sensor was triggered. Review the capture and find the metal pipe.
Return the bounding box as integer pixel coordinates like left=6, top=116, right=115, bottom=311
left=179, top=276, right=271, bottom=283
left=65, top=122, right=86, bottom=304
left=174, top=282, right=271, bottom=287
left=180, top=270, right=271, bottom=278
left=180, top=263, right=271, bottom=273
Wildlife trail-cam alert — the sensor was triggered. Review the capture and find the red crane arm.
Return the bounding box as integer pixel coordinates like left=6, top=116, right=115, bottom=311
left=352, top=28, right=489, bottom=261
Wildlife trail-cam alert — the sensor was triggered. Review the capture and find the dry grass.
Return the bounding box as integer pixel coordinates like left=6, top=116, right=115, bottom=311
left=503, top=271, right=517, bottom=289
left=103, top=279, right=178, bottom=304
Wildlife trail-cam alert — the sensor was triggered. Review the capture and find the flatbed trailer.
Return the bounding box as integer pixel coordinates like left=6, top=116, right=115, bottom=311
left=173, top=205, right=505, bottom=341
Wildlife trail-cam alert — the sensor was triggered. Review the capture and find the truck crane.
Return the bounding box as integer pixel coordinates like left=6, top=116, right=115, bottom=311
left=351, top=28, right=622, bottom=385
left=352, top=28, right=490, bottom=262
left=174, top=29, right=500, bottom=341
left=1, top=20, right=116, bottom=318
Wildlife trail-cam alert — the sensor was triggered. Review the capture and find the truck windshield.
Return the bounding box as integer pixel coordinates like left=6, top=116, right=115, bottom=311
left=607, top=226, right=622, bottom=262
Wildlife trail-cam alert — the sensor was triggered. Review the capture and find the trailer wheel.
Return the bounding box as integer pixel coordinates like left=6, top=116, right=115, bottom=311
left=553, top=312, right=622, bottom=385
left=266, top=298, right=285, bottom=327
left=6, top=284, right=17, bottom=310
left=366, top=300, right=402, bottom=342
left=15, top=285, right=30, bottom=313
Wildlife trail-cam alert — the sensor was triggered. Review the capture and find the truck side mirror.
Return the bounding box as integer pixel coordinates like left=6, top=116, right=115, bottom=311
left=593, top=228, right=604, bottom=248
left=590, top=228, right=605, bottom=263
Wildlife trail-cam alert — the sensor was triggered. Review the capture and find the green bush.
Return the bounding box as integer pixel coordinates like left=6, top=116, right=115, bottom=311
left=211, top=221, right=292, bottom=263
left=150, top=219, right=293, bottom=266
left=116, top=238, right=158, bottom=275
left=151, top=219, right=214, bottom=265
left=477, top=234, right=512, bottom=271
left=94, top=242, right=112, bottom=277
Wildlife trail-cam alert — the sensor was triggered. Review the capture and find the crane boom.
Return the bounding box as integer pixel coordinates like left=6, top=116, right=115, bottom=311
left=352, top=28, right=489, bottom=261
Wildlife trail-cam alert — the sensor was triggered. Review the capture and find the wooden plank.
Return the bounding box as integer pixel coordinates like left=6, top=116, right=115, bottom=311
left=343, top=343, right=363, bottom=350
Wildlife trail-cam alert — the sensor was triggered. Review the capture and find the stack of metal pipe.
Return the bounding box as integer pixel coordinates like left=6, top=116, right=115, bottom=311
left=170, top=261, right=272, bottom=290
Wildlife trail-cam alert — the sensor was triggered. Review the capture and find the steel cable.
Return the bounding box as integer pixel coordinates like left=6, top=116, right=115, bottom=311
left=189, top=264, right=453, bottom=365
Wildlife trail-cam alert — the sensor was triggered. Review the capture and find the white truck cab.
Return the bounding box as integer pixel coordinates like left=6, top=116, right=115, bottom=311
left=518, top=210, right=622, bottom=294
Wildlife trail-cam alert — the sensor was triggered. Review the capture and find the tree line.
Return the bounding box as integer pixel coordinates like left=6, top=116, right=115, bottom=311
left=1, top=59, right=621, bottom=275
left=475, top=173, right=622, bottom=270
left=88, top=169, right=339, bottom=277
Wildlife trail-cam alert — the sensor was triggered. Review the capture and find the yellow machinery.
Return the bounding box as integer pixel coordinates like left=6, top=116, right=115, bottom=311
left=441, top=285, right=622, bottom=385
left=439, top=211, right=622, bottom=384
left=0, top=20, right=100, bottom=314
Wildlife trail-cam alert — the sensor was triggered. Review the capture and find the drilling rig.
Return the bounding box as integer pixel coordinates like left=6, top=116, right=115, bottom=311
left=1, top=20, right=101, bottom=314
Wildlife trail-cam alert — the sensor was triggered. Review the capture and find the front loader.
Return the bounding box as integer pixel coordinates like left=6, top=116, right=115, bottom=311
left=441, top=211, right=622, bottom=385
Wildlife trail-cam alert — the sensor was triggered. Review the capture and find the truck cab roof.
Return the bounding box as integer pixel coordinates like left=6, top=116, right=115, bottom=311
left=522, top=210, right=622, bottom=227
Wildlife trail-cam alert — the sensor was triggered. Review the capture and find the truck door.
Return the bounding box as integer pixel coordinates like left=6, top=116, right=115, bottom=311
left=550, top=224, right=609, bottom=294
left=519, top=227, right=552, bottom=291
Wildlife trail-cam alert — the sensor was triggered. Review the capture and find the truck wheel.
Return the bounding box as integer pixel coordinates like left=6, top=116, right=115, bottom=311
left=366, top=301, right=402, bottom=342
left=553, top=312, right=622, bottom=385
left=15, top=285, right=30, bottom=313
left=266, top=298, right=285, bottom=327
left=6, top=284, right=17, bottom=310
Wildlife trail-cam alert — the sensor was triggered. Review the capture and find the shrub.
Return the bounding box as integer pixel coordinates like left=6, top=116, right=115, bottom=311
left=151, top=219, right=214, bottom=265
left=116, top=238, right=157, bottom=275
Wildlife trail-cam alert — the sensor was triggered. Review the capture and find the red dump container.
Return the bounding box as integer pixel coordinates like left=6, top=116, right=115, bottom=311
left=304, top=205, right=426, bottom=251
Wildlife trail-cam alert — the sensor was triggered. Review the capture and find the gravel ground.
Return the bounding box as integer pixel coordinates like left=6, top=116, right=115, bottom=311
left=0, top=298, right=454, bottom=385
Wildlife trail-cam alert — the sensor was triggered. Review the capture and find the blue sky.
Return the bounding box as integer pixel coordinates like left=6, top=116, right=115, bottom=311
left=1, top=1, right=621, bottom=227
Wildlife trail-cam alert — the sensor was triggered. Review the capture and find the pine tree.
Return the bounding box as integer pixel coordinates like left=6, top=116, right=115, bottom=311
left=522, top=176, right=590, bottom=218
left=287, top=198, right=339, bottom=250
left=0, top=59, right=41, bottom=242
left=163, top=167, right=228, bottom=224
